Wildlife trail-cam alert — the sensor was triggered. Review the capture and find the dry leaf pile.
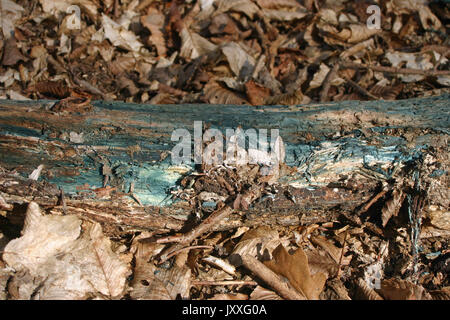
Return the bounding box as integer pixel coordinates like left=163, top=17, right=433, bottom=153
left=0, top=0, right=449, bottom=104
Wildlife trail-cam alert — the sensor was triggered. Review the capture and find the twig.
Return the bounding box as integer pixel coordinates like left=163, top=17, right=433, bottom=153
left=241, top=254, right=306, bottom=300
left=158, top=184, right=264, bottom=263
left=335, top=229, right=348, bottom=278
left=164, top=245, right=214, bottom=260
left=341, top=61, right=450, bottom=76
left=346, top=79, right=380, bottom=100
left=359, top=188, right=389, bottom=214
left=192, top=280, right=258, bottom=286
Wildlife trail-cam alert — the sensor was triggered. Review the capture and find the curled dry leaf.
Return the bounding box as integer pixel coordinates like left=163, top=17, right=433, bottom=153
left=215, top=0, right=261, bottom=20
left=221, top=42, right=256, bottom=81
left=3, top=202, right=130, bottom=299
left=376, top=278, right=432, bottom=300
left=244, top=80, right=271, bottom=105
left=102, top=14, right=143, bottom=53
left=230, top=226, right=281, bottom=265
left=381, top=188, right=405, bottom=227
left=337, top=24, right=380, bottom=44
left=203, top=81, right=249, bottom=105
left=354, top=278, right=384, bottom=300
left=264, top=244, right=328, bottom=300
left=141, top=8, right=167, bottom=57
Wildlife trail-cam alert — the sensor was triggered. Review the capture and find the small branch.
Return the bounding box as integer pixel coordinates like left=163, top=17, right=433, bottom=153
left=341, top=61, right=450, bottom=76
left=359, top=188, right=389, bottom=214
left=241, top=254, right=306, bottom=300
left=191, top=280, right=258, bottom=286
left=346, top=79, right=380, bottom=100
left=335, top=229, right=348, bottom=278
left=164, top=245, right=214, bottom=260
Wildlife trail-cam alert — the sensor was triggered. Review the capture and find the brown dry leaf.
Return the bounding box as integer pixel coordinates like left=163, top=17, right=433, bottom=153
left=109, top=56, right=136, bottom=76
left=244, top=80, right=271, bottom=105
left=310, top=235, right=351, bottom=266
left=221, top=42, right=256, bottom=81
left=231, top=226, right=281, bottom=264
left=141, top=8, right=167, bottom=57
left=203, top=81, right=249, bottom=105
left=337, top=24, right=380, bottom=44
left=102, top=13, right=143, bottom=53
left=30, top=80, right=71, bottom=99
left=209, top=14, right=240, bottom=35
left=130, top=240, right=171, bottom=300
left=0, top=267, right=11, bottom=300
left=354, top=278, right=384, bottom=300
left=3, top=202, right=130, bottom=299
left=1, top=36, right=26, bottom=66
left=370, top=84, right=403, bottom=100
left=381, top=188, right=405, bottom=227
left=250, top=285, right=283, bottom=300
left=255, top=0, right=303, bottom=9
left=264, top=245, right=327, bottom=300
left=376, top=279, right=432, bottom=300
left=429, top=287, right=450, bottom=300
left=264, top=88, right=303, bottom=106
left=424, top=205, right=450, bottom=231
left=215, top=0, right=261, bottom=19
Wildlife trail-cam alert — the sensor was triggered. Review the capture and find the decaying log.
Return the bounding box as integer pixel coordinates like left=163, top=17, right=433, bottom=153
left=0, top=95, right=448, bottom=236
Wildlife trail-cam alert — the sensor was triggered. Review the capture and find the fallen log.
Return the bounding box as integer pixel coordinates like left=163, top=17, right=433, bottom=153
left=0, top=95, right=448, bottom=237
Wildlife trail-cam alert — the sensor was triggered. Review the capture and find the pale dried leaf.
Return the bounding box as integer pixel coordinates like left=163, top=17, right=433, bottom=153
left=3, top=202, right=130, bottom=299
left=0, top=0, right=24, bottom=38
left=180, top=28, right=217, bottom=60
left=262, top=9, right=307, bottom=21
left=221, top=42, right=256, bottom=81
left=215, top=0, right=261, bottom=19
left=102, top=14, right=143, bottom=52
left=231, top=226, right=281, bottom=263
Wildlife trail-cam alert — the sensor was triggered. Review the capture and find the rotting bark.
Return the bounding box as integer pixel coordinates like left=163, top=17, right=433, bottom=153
left=0, top=95, right=448, bottom=237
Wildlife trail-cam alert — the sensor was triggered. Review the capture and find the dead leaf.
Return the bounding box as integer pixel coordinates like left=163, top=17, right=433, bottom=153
left=244, top=80, right=271, bottom=106
left=203, top=81, right=249, bottom=104
left=264, top=245, right=327, bottom=300
left=1, top=36, right=26, bottom=66
left=376, top=278, right=432, bottom=300
left=3, top=202, right=130, bottom=299
left=0, top=0, right=24, bottom=38
left=141, top=8, right=167, bottom=57
left=250, top=285, right=283, bottom=300
left=381, top=188, right=405, bottom=227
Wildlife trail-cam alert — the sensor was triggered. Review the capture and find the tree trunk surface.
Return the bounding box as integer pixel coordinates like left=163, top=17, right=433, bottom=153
left=0, top=96, right=448, bottom=237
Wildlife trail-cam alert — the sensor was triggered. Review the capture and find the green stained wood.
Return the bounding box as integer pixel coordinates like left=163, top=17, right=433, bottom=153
left=0, top=95, right=448, bottom=206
